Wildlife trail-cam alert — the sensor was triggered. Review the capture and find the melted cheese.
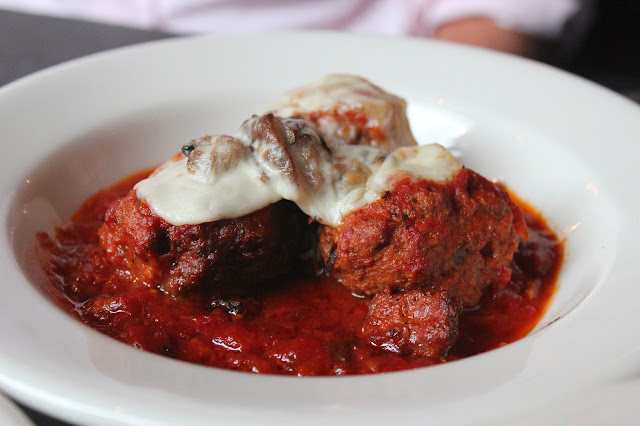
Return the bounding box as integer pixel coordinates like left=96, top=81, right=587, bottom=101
left=135, top=75, right=462, bottom=226
left=271, top=74, right=395, bottom=117
left=270, top=74, right=417, bottom=151
left=368, top=144, right=463, bottom=192
left=135, top=141, right=462, bottom=226
left=135, top=156, right=281, bottom=226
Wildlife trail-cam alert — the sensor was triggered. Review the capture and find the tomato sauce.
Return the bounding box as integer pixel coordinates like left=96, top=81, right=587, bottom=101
left=36, top=171, right=563, bottom=376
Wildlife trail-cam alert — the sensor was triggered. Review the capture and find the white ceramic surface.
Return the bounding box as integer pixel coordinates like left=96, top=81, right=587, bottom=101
left=0, top=33, right=638, bottom=425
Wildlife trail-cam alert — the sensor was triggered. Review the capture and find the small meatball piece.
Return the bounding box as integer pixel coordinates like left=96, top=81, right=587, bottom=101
left=362, top=290, right=459, bottom=359
left=319, top=169, right=525, bottom=307
left=270, top=74, right=417, bottom=152
left=99, top=192, right=304, bottom=296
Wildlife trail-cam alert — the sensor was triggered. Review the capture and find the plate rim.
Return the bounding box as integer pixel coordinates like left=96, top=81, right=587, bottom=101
left=1, top=31, right=639, bottom=425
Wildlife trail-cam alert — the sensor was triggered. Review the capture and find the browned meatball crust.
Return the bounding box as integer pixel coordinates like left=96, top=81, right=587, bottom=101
left=99, top=192, right=305, bottom=296
left=361, top=290, right=460, bottom=359
left=318, top=168, right=527, bottom=307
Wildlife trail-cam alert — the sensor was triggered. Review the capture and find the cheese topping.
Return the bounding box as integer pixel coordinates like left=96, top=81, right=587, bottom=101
left=135, top=122, right=461, bottom=226
left=270, top=74, right=417, bottom=151
left=134, top=76, right=463, bottom=226
left=134, top=154, right=282, bottom=226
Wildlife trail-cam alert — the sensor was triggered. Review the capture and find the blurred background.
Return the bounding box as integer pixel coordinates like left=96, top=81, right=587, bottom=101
left=0, top=0, right=638, bottom=94
left=569, top=0, right=640, bottom=94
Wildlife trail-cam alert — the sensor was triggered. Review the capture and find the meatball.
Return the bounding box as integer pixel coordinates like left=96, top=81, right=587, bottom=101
left=270, top=74, right=417, bottom=152
left=318, top=168, right=526, bottom=307
left=98, top=192, right=305, bottom=296
left=361, top=290, right=459, bottom=359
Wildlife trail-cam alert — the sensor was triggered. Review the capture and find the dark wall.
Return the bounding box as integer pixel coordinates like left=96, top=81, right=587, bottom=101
left=570, top=0, right=640, bottom=91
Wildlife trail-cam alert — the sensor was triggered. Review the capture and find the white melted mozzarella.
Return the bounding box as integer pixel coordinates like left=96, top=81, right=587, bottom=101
left=270, top=74, right=417, bottom=151
left=271, top=74, right=392, bottom=117
left=368, top=144, right=463, bottom=193
left=135, top=141, right=462, bottom=227
left=135, top=156, right=282, bottom=226
left=135, top=75, right=461, bottom=226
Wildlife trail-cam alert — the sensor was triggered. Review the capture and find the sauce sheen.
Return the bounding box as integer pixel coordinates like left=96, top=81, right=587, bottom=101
left=36, top=170, right=563, bottom=376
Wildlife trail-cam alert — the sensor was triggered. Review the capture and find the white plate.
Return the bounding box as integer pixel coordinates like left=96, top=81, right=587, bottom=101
left=1, top=33, right=639, bottom=426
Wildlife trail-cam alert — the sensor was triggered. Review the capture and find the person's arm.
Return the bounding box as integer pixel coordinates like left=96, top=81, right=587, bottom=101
left=433, top=16, right=554, bottom=61
left=425, top=0, right=595, bottom=63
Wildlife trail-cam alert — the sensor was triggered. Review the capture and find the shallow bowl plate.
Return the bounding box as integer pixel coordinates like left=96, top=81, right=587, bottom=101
left=1, top=33, right=639, bottom=425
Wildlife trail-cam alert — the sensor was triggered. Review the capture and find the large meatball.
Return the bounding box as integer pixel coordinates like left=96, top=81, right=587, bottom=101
left=318, top=168, right=527, bottom=307
left=361, top=290, right=460, bottom=359
left=270, top=74, right=417, bottom=152
left=98, top=193, right=305, bottom=296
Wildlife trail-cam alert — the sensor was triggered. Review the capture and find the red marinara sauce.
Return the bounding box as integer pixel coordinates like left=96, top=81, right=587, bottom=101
left=36, top=170, right=563, bottom=376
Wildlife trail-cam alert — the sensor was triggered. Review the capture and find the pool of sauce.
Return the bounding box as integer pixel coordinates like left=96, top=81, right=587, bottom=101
left=36, top=170, right=563, bottom=375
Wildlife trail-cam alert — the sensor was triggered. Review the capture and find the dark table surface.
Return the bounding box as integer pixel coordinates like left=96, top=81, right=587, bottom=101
left=0, top=7, right=639, bottom=426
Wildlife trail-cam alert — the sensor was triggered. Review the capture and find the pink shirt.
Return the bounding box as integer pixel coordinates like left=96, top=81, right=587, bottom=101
left=0, top=0, right=592, bottom=44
